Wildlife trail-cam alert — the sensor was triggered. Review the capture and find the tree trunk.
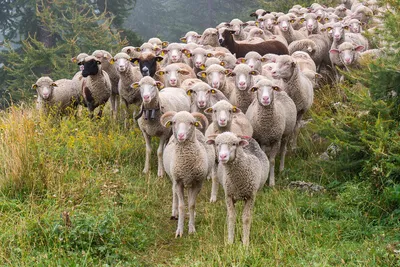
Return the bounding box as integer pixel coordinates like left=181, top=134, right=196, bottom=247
left=36, top=1, right=56, bottom=48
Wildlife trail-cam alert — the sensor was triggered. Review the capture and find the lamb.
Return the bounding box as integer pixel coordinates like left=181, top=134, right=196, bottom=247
left=270, top=55, right=314, bottom=149
left=186, top=81, right=228, bottom=122
left=276, top=15, right=307, bottom=45
left=131, top=52, right=164, bottom=78
left=219, top=29, right=289, bottom=58
left=161, top=111, right=214, bottom=237
left=81, top=55, right=112, bottom=117
left=204, top=100, right=254, bottom=202
left=155, top=63, right=196, bottom=87
left=198, top=28, right=220, bottom=47
left=110, top=52, right=143, bottom=124
left=246, top=78, right=296, bottom=186
left=206, top=132, right=269, bottom=246
left=33, top=77, right=81, bottom=115
left=227, top=64, right=259, bottom=113
left=197, top=64, right=235, bottom=98
left=180, top=31, right=201, bottom=44
left=131, top=76, right=190, bottom=177
left=92, top=50, right=120, bottom=118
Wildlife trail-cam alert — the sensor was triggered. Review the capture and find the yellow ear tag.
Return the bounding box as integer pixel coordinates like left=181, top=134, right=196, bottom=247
left=194, top=121, right=200, bottom=127
left=110, top=58, right=115, bottom=64
left=161, top=51, right=165, bottom=56
left=272, top=86, right=279, bottom=91
left=241, top=59, right=246, bottom=63
left=165, top=121, right=172, bottom=127
left=207, top=53, right=212, bottom=57
left=51, top=83, right=57, bottom=87
left=181, top=38, right=187, bottom=43
left=201, top=73, right=207, bottom=78
left=72, top=58, right=77, bottom=63
left=251, top=87, right=257, bottom=92
left=32, top=84, right=38, bottom=89
left=255, top=22, right=259, bottom=27
left=200, top=64, right=206, bottom=70
left=220, top=61, right=225, bottom=66
left=232, top=106, right=237, bottom=112
left=186, top=90, right=192, bottom=96
left=211, top=89, right=216, bottom=94
left=205, top=108, right=213, bottom=113
left=135, top=48, right=141, bottom=52
left=158, top=71, right=164, bottom=76
left=132, top=83, right=140, bottom=89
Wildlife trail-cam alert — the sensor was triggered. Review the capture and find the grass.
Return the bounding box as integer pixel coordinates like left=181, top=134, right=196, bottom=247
left=0, top=104, right=399, bottom=266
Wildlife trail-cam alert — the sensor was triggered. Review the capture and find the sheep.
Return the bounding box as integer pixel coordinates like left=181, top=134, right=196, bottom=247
left=346, top=18, right=363, bottom=33
left=258, top=13, right=280, bottom=35
left=228, top=64, right=259, bottom=113
left=219, top=29, right=289, bottom=58
left=155, top=63, right=196, bottom=88
left=246, top=28, right=289, bottom=47
left=161, top=111, right=214, bottom=237
left=237, top=51, right=263, bottom=73
left=270, top=55, right=314, bottom=149
left=81, top=55, right=112, bottom=118
left=109, top=52, right=143, bottom=124
left=160, top=43, right=185, bottom=65
left=131, top=52, right=164, bottom=78
left=206, top=132, right=269, bottom=246
left=180, top=31, right=201, bottom=44
left=71, top=53, right=89, bottom=70
left=140, top=42, right=160, bottom=54
left=204, top=100, right=254, bottom=202
left=276, top=15, right=307, bottom=45
left=71, top=53, right=88, bottom=89
left=334, top=4, right=352, bottom=18
left=225, top=18, right=248, bottom=41
left=92, top=50, right=120, bottom=118
left=32, top=77, right=81, bottom=115
left=304, top=13, right=323, bottom=35
left=121, top=46, right=141, bottom=59
left=148, top=37, right=168, bottom=49
left=186, top=47, right=213, bottom=74
left=199, top=28, right=220, bottom=47
left=180, top=78, right=203, bottom=91
left=131, top=76, right=190, bottom=177
left=291, top=51, right=317, bottom=73
left=250, top=9, right=268, bottom=19
left=181, top=43, right=200, bottom=68
left=216, top=52, right=237, bottom=70
left=197, top=64, right=235, bottom=98
left=352, top=5, right=373, bottom=25
left=202, top=57, right=222, bottom=70
left=246, top=78, right=296, bottom=186
left=186, top=81, right=228, bottom=122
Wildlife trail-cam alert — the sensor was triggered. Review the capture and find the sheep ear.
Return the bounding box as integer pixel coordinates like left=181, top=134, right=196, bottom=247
left=109, top=58, right=115, bottom=65
left=185, top=53, right=193, bottom=58
left=160, top=111, right=176, bottom=127
left=160, top=49, right=168, bottom=56
left=228, top=30, right=236, bottom=34
left=155, top=56, right=164, bottom=62
left=320, top=28, right=326, bottom=32
left=135, top=47, right=141, bottom=52
left=354, top=45, right=364, bottom=52
left=204, top=107, right=213, bottom=114
left=317, top=16, right=322, bottom=22
left=180, top=37, right=187, bottom=43
left=260, top=57, right=266, bottom=62
left=162, top=41, right=169, bottom=48
left=186, top=89, right=194, bottom=96
left=155, top=81, right=164, bottom=89
left=343, top=25, right=349, bottom=30
left=272, top=86, right=280, bottom=91
left=71, top=57, right=77, bottom=63
left=224, top=69, right=232, bottom=75
left=241, top=22, right=248, bottom=27
left=238, top=139, right=249, bottom=147
left=206, top=53, right=213, bottom=57
left=193, top=121, right=202, bottom=128
left=153, top=47, right=161, bottom=53
left=130, top=58, right=139, bottom=64
left=249, top=70, right=259, bottom=75
left=178, top=69, right=190, bottom=75
left=231, top=106, right=241, bottom=113
left=220, top=61, right=226, bottom=67
left=131, top=82, right=140, bottom=89
left=199, top=64, right=206, bottom=70
left=209, top=89, right=217, bottom=94
left=315, top=73, right=323, bottom=79
left=206, top=139, right=216, bottom=145
left=338, top=17, right=343, bottom=21
left=326, top=27, right=332, bottom=31
left=126, top=48, right=132, bottom=54
left=32, top=84, right=38, bottom=89
left=197, top=71, right=207, bottom=78
left=289, top=19, right=295, bottom=23
left=250, top=12, right=257, bottom=17
left=156, top=70, right=165, bottom=76
left=236, top=58, right=246, bottom=64
left=250, top=86, right=258, bottom=92
left=255, top=21, right=259, bottom=27
left=226, top=71, right=235, bottom=77
left=299, top=18, right=305, bottom=23
left=329, top=49, right=340, bottom=55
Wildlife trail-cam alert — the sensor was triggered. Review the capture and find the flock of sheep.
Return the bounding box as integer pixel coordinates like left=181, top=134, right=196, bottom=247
left=31, top=0, right=389, bottom=245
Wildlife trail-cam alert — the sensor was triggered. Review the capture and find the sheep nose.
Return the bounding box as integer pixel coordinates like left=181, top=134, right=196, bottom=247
left=219, top=118, right=226, bottom=123
left=249, top=65, right=254, bottom=69
left=239, top=81, right=246, bottom=86
left=198, top=100, right=205, bottom=106
left=170, top=78, right=176, bottom=83
left=218, top=39, right=224, bottom=45
left=219, top=153, right=227, bottom=159
left=178, top=133, right=185, bottom=139
left=263, top=96, right=270, bottom=102
left=143, top=95, right=150, bottom=100
left=212, top=83, right=218, bottom=88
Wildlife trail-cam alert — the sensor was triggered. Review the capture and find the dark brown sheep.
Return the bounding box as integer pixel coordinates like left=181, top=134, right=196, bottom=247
left=219, top=29, right=289, bottom=58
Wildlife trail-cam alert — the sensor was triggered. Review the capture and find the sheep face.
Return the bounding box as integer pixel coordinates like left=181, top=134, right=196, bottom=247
left=199, top=28, right=219, bottom=46
left=82, top=59, right=101, bottom=77
left=132, top=54, right=163, bottom=77
left=115, top=57, right=130, bottom=73
left=207, top=133, right=249, bottom=164
left=330, top=45, right=364, bottom=65
left=163, top=112, right=201, bottom=143
left=349, top=20, right=362, bottom=33
left=305, top=14, right=319, bottom=33
left=331, top=24, right=347, bottom=41
left=278, top=17, right=291, bottom=32
left=250, top=83, right=280, bottom=106
left=161, top=44, right=184, bottom=63
left=205, top=101, right=240, bottom=127
left=134, top=80, right=163, bottom=104
left=272, top=56, right=296, bottom=80
left=32, top=78, right=57, bottom=100
left=199, top=69, right=228, bottom=90
left=230, top=65, right=258, bottom=91
left=187, top=86, right=217, bottom=109
left=156, top=65, right=190, bottom=87
left=192, top=49, right=212, bottom=69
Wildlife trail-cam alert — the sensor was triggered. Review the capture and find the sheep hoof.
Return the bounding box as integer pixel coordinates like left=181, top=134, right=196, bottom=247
left=170, top=216, right=178, bottom=220
left=210, top=196, right=217, bottom=203
left=175, top=229, right=183, bottom=238
left=188, top=225, right=196, bottom=234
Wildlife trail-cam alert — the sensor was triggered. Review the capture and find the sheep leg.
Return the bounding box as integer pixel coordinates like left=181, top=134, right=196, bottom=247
left=268, top=141, right=280, bottom=187
left=291, top=112, right=304, bottom=150
left=142, top=131, right=152, bottom=174
left=110, top=92, right=118, bottom=119
left=157, top=137, right=167, bottom=177
left=242, top=197, right=255, bottom=246
left=188, top=182, right=202, bottom=234
left=210, top=164, right=218, bottom=203
left=175, top=182, right=185, bottom=238
left=279, top=137, right=289, bottom=173
left=171, top=179, right=178, bottom=220
left=97, top=104, right=104, bottom=118
left=226, top=196, right=236, bottom=244
left=122, top=98, right=129, bottom=129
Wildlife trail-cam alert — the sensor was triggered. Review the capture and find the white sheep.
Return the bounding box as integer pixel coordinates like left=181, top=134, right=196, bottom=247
left=180, top=31, right=201, bottom=44
left=204, top=100, right=254, bottom=202
left=161, top=111, right=214, bottom=237
left=109, top=52, right=143, bottom=125
left=156, top=63, right=196, bottom=88
left=33, top=77, right=81, bottom=115
left=246, top=78, right=297, bottom=185
left=198, top=28, right=220, bottom=47
left=276, top=15, right=307, bottom=44
left=131, top=76, right=190, bottom=177
left=225, top=18, right=248, bottom=41
left=206, top=132, right=269, bottom=246
left=270, top=55, right=314, bottom=149
left=160, top=43, right=185, bottom=65
left=197, top=64, right=235, bottom=98
left=81, top=55, right=112, bottom=118
left=121, top=46, right=141, bottom=59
